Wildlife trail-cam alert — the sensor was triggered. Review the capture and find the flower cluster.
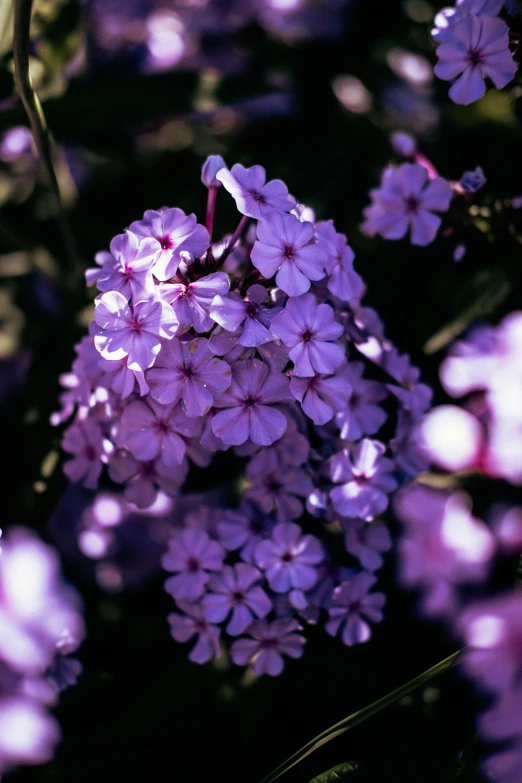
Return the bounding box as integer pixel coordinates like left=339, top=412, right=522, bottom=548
left=55, top=157, right=432, bottom=673
left=0, top=528, right=84, bottom=775
left=394, top=312, right=522, bottom=783
left=432, top=0, right=518, bottom=105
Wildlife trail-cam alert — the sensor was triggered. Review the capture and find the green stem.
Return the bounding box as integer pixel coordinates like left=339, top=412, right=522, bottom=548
left=257, top=650, right=462, bottom=783
left=12, top=0, right=79, bottom=282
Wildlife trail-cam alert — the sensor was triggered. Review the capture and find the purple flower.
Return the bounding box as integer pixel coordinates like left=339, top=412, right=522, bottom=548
left=108, top=450, right=187, bottom=508
left=361, top=163, right=453, bottom=246
left=230, top=618, right=305, bottom=676
left=330, top=440, right=398, bottom=521
left=96, top=231, right=160, bottom=301
left=129, top=208, right=210, bottom=281
left=334, top=362, right=387, bottom=441
left=271, top=293, right=344, bottom=377
left=316, top=220, right=365, bottom=303
left=210, top=284, right=280, bottom=347
left=94, top=291, right=178, bottom=371
left=325, top=573, right=386, bottom=646
left=161, top=272, right=229, bottom=334
left=62, top=421, right=108, bottom=490
left=0, top=529, right=84, bottom=675
left=341, top=519, right=392, bottom=571
left=395, top=485, right=495, bottom=616
left=168, top=602, right=220, bottom=664
left=162, top=528, right=224, bottom=600
left=0, top=697, right=60, bottom=772
left=147, top=337, right=231, bottom=416
left=434, top=15, right=517, bottom=105
left=121, top=399, right=200, bottom=467
left=212, top=358, right=292, bottom=446
left=482, top=741, right=522, bottom=783
left=254, top=522, right=324, bottom=594
left=216, top=164, right=295, bottom=220
left=217, top=503, right=275, bottom=563
left=202, top=564, right=271, bottom=635
left=245, top=464, right=313, bottom=521
left=290, top=367, right=352, bottom=425
left=459, top=592, right=522, bottom=693
left=251, top=212, right=326, bottom=296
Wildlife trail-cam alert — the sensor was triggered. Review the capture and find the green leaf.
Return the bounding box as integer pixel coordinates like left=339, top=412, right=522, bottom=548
left=308, top=762, right=361, bottom=783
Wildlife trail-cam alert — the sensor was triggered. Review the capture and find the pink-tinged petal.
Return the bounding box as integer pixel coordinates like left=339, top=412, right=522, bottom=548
left=410, top=210, right=442, bottom=247
left=161, top=431, right=186, bottom=467
left=276, top=261, right=311, bottom=297
left=94, top=291, right=131, bottom=331
left=449, top=66, right=486, bottom=105
left=248, top=405, right=288, bottom=446
left=212, top=407, right=250, bottom=445
left=127, top=331, right=161, bottom=371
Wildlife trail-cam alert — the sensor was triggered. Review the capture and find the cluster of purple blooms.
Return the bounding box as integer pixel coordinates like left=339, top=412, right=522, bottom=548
left=0, top=528, right=84, bottom=775
left=395, top=312, right=522, bottom=783
left=54, top=156, right=433, bottom=674
left=432, top=0, right=518, bottom=105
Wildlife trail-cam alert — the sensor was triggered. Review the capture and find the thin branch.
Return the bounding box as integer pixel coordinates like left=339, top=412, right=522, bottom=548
left=257, top=649, right=462, bottom=783
left=12, top=0, right=80, bottom=283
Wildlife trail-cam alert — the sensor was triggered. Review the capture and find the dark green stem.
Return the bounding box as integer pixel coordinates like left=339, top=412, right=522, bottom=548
left=257, top=650, right=462, bottom=783
left=12, top=0, right=80, bottom=282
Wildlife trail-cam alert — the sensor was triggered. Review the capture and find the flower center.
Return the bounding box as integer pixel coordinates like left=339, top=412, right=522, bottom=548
left=84, top=444, right=96, bottom=460
left=130, top=317, right=143, bottom=332
left=232, top=590, right=244, bottom=602
left=260, top=637, right=277, bottom=649
left=467, top=48, right=482, bottom=66
left=283, top=245, right=294, bottom=260
left=405, top=195, right=420, bottom=214
left=301, top=328, right=314, bottom=343
left=123, top=265, right=135, bottom=280
left=281, top=551, right=294, bottom=564
left=186, top=557, right=200, bottom=573
left=154, top=419, right=170, bottom=433
left=244, top=396, right=257, bottom=407
left=159, top=235, right=173, bottom=250
left=245, top=302, right=259, bottom=317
